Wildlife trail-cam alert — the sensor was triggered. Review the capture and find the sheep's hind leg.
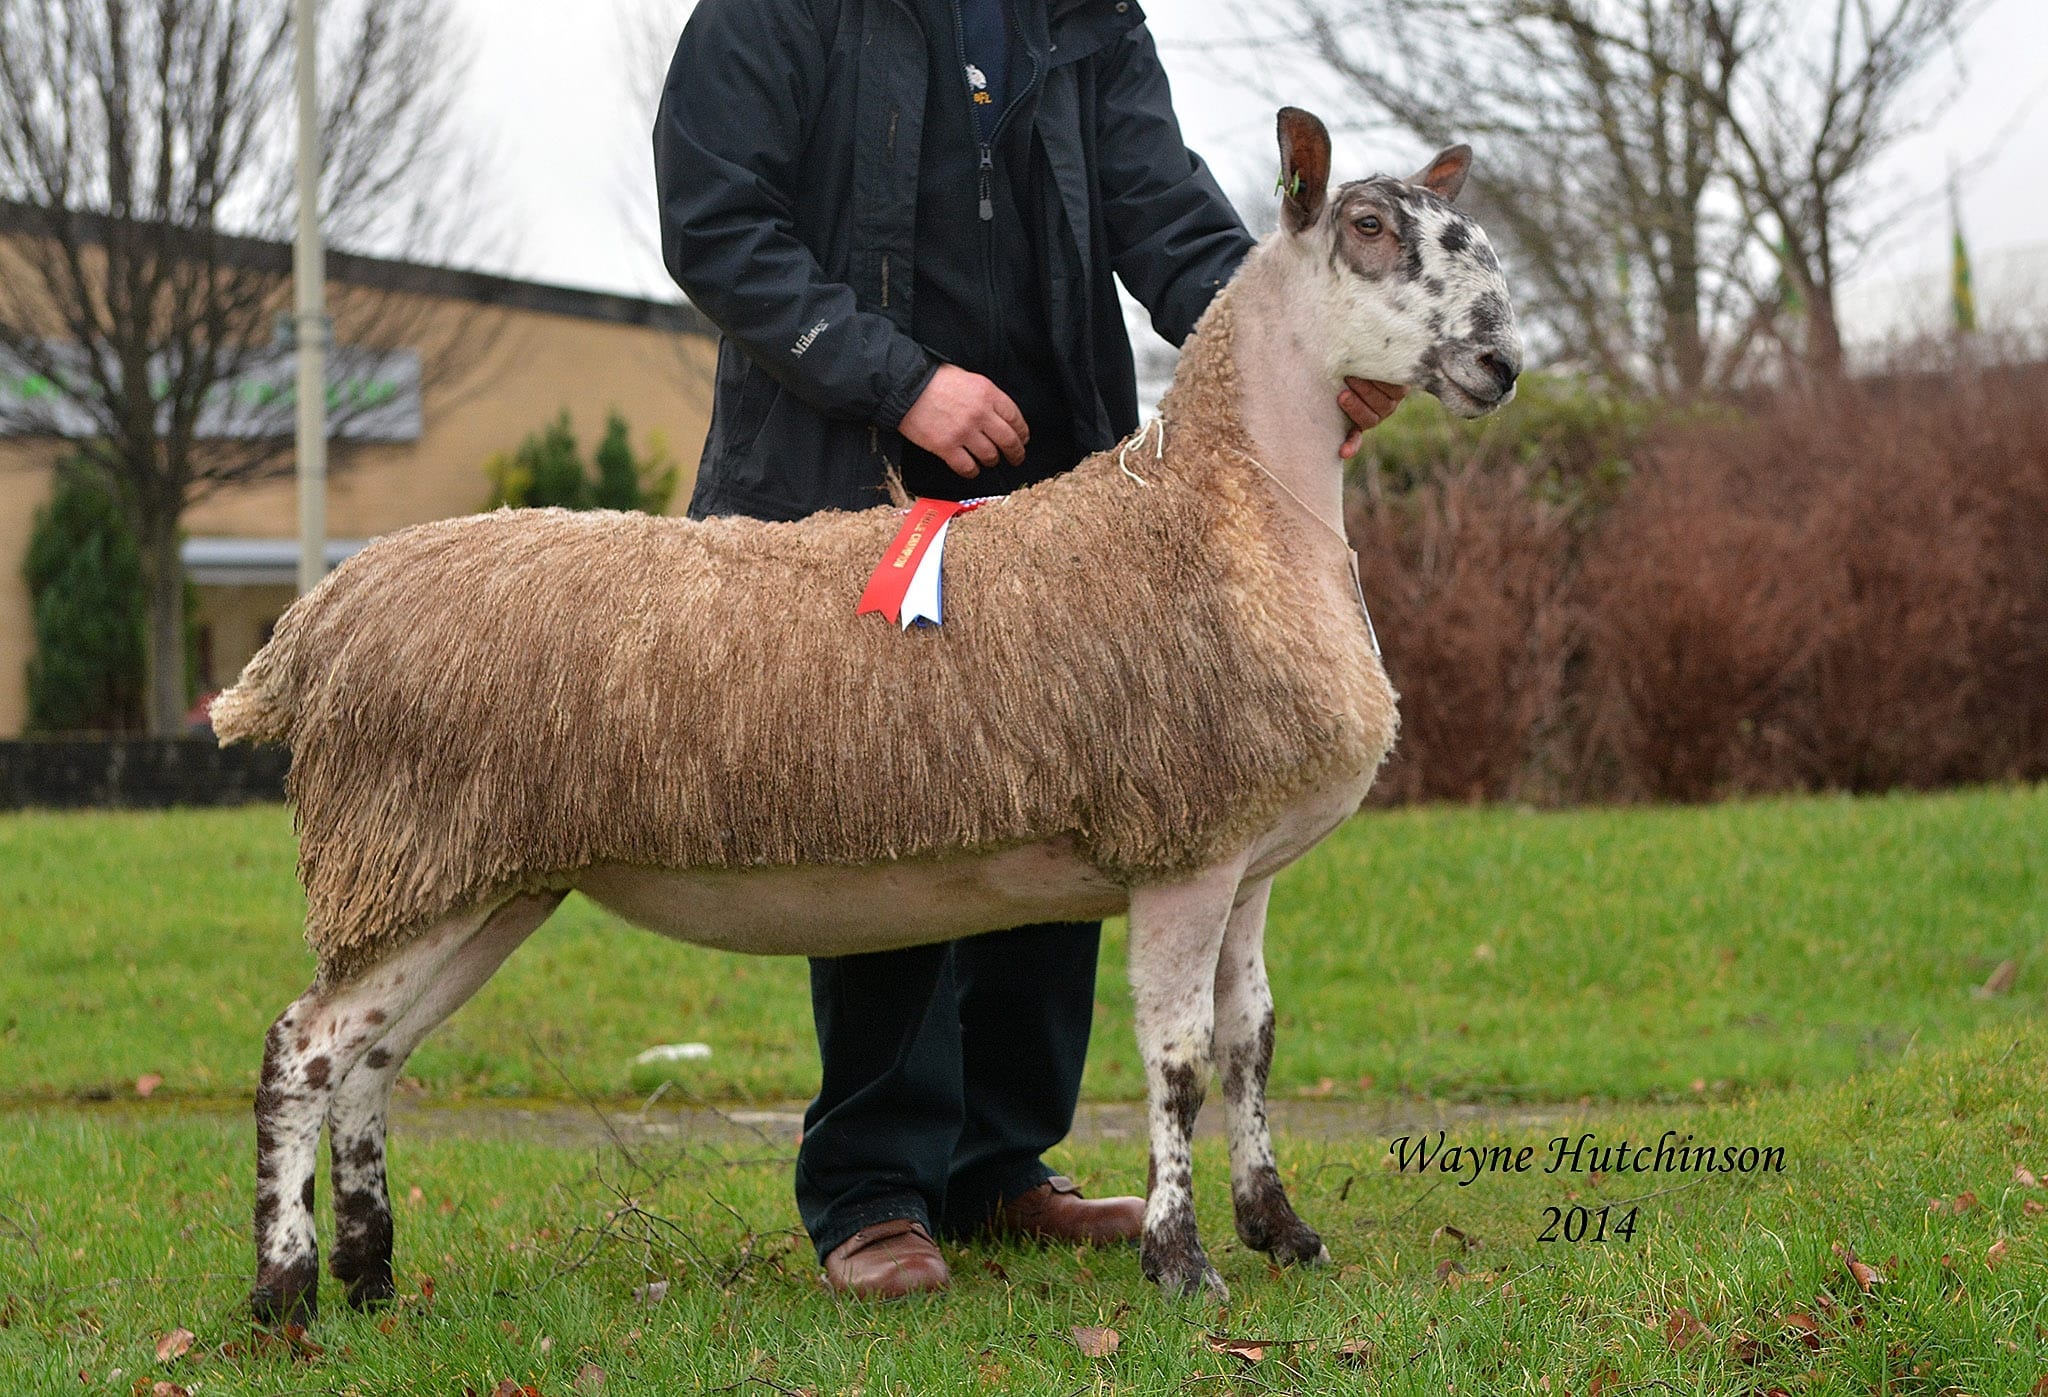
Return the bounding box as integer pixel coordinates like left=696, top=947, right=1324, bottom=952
left=1126, top=862, right=1245, bottom=1303
left=1214, top=876, right=1328, bottom=1267
left=327, top=893, right=564, bottom=1308
left=251, top=909, right=498, bottom=1325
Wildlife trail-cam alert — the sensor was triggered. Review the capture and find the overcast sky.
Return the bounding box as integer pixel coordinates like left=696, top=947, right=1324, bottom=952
left=446, top=0, right=2048, bottom=326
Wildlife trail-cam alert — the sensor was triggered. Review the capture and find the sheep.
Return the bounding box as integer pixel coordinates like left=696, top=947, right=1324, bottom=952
left=215, top=107, right=1523, bottom=1320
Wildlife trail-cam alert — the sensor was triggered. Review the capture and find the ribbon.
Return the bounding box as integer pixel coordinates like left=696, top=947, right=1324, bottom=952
left=856, top=496, right=997, bottom=628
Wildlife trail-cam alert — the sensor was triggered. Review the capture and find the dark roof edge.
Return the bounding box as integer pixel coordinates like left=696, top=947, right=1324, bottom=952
left=0, top=200, right=716, bottom=339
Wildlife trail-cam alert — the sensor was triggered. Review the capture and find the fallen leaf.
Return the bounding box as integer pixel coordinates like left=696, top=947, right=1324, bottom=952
left=280, top=1323, right=325, bottom=1359
left=1432, top=1224, right=1472, bottom=1250
left=1782, top=1312, right=1821, bottom=1350
left=134, top=1074, right=163, bottom=1099
left=1206, top=1335, right=1266, bottom=1364
left=2025, top=1199, right=2045, bottom=1216
left=2031, top=1377, right=2048, bottom=1396
left=1832, top=1242, right=1881, bottom=1292
left=980, top=1258, right=1008, bottom=1282
left=633, top=1280, right=669, bottom=1306
left=1664, top=1308, right=1707, bottom=1352
left=153, top=1329, right=195, bottom=1364
left=1336, top=1338, right=1374, bottom=1367
left=1588, top=1366, right=1619, bottom=1395
left=2016, top=1166, right=2041, bottom=1188
left=1434, top=1258, right=1465, bottom=1284
left=1955, top=1191, right=1978, bottom=1212
left=1728, top=1331, right=1763, bottom=1365
left=1069, top=1326, right=1120, bottom=1359
left=1987, top=1238, right=2010, bottom=1269
left=149, top=1384, right=189, bottom=1397
left=1975, top=959, right=2019, bottom=996
left=376, top=1314, right=401, bottom=1336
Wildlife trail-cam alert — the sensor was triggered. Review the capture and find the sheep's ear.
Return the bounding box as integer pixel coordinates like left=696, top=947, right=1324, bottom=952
left=1409, top=144, right=1472, bottom=202
left=1276, top=107, right=1331, bottom=233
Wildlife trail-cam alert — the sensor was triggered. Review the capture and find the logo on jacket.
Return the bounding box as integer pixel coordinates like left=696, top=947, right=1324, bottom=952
left=966, top=63, right=992, bottom=106
left=792, top=319, right=830, bottom=356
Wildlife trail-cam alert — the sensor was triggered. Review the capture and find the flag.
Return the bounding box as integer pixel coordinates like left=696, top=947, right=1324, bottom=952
left=1950, top=181, right=1977, bottom=335
left=1774, top=235, right=1805, bottom=319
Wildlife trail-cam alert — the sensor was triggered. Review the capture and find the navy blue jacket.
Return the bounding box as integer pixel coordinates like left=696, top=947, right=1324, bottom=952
left=654, top=0, right=1253, bottom=521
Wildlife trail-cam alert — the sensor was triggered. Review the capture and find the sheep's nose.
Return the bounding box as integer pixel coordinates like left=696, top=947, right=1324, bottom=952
left=1478, top=348, right=1521, bottom=398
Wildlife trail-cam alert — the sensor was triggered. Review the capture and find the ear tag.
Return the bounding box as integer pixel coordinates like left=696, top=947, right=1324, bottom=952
left=1276, top=170, right=1303, bottom=198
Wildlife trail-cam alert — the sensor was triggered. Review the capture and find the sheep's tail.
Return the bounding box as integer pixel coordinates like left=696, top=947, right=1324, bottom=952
left=210, top=633, right=296, bottom=748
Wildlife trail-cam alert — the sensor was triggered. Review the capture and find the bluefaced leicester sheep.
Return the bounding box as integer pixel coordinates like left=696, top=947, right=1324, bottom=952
left=215, top=108, right=1521, bottom=1319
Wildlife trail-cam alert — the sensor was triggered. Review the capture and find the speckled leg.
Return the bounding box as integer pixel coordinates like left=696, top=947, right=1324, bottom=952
left=1126, top=861, right=1245, bottom=1303
left=250, top=908, right=497, bottom=1325
left=327, top=894, right=564, bottom=1308
left=1214, top=876, right=1327, bottom=1266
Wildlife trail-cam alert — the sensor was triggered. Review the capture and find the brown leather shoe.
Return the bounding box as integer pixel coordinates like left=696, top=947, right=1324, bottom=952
left=821, top=1219, right=949, bottom=1299
left=991, top=1176, right=1145, bottom=1246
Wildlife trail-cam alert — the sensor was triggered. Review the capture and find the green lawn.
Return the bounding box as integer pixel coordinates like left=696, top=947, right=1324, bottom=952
left=2, top=787, right=2043, bottom=1105
left=1, top=1025, right=2043, bottom=1394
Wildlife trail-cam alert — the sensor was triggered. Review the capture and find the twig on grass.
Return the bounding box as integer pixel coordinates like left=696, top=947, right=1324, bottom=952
left=528, top=1030, right=643, bottom=1174
left=28, top=1271, right=240, bottom=1303
left=1606, top=1177, right=1705, bottom=1208
left=702, top=1370, right=811, bottom=1397
left=1388, top=1178, right=1443, bottom=1225
left=0, top=1200, right=40, bottom=1257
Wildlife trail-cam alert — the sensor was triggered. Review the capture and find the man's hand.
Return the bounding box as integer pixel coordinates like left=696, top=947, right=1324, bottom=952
left=900, top=365, right=1030, bottom=479
left=1338, top=378, right=1407, bottom=459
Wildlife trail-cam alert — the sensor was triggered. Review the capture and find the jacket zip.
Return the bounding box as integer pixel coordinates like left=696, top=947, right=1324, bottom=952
left=951, top=0, right=1042, bottom=223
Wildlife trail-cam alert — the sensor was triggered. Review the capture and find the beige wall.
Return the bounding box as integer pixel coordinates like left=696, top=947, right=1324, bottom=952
left=0, top=442, right=57, bottom=735
left=0, top=294, right=716, bottom=735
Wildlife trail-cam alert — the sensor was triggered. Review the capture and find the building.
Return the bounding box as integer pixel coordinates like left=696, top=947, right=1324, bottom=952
left=0, top=223, right=716, bottom=737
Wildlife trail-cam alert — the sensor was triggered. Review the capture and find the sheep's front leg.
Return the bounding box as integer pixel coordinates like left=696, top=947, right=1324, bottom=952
left=1127, top=862, right=1245, bottom=1302
left=1214, top=876, right=1328, bottom=1266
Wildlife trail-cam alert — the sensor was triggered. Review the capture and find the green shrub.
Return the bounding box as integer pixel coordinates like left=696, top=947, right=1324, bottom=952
left=23, top=464, right=146, bottom=733
left=484, top=410, right=678, bottom=514
left=1350, top=372, right=1730, bottom=518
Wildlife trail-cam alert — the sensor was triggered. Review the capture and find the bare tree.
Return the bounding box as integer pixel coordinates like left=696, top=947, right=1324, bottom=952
left=0, top=0, right=488, bottom=734
left=1651, top=0, right=1985, bottom=382
left=617, top=1, right=719, bottom=408
left=1260, top=0, right=1980, bottom=392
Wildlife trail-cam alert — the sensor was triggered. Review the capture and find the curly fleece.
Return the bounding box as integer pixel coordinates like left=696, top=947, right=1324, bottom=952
left=212, top=284, right=1399, bottom=976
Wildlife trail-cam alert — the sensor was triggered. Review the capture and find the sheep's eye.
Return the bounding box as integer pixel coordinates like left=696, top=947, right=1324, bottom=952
left=1353, top=215, right=1384, bottom=236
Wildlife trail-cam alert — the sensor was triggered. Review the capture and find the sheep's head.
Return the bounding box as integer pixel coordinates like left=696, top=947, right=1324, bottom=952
left=1275, top=107, right=1522, bottom=419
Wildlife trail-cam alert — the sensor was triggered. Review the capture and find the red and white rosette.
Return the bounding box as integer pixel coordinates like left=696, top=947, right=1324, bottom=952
left=855, top=496, right=999, bottom=629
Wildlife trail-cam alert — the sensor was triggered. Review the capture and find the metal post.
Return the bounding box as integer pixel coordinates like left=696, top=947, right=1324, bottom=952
left=293, top=0, right=328, bottom=595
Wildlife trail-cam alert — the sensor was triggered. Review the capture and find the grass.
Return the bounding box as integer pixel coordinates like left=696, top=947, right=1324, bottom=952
left=1, top=1025, right=2044, bottom=1394
left=2, top=787, right=2045, bottom=1389
left=1, top=786, right=2043, bottom=1105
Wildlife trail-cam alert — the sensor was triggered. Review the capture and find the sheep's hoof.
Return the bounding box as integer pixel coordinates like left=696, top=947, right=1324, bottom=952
left=1266, top=1226, right=1331, bottom=1269
left=1149, top=1262, right=1229, bottom=1304
left=1233, top=1181, right=1329, bottom=1267
left=339, top=1268, right=396, bottom=1310
left=250, top=1262, right=318, bottom=1326
left=1143, top=1245, right=1229, bottom=1303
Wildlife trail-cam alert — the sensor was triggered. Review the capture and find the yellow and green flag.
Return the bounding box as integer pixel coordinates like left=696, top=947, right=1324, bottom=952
left=1951, top=182, right=1977, bottom=335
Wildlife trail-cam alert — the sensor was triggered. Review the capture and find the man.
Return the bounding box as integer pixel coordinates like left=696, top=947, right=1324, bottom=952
left=655, top=0, right=1401, bottom=1299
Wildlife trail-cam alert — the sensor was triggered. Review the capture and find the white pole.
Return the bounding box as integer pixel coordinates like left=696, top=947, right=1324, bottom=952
left=293, top=0, right=328, bottom=595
